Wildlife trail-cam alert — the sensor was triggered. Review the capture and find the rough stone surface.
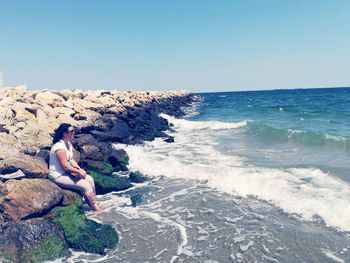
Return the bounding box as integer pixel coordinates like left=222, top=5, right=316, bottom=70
left=0, top=154, right=49, bottom=178
left=0, top=179, right=64, bottom=221
left=61, top=190, right=80, bottom=206
left=35, top=91, right=65, bottom=108
left=49, top=198, right=118, bottom=255
left=0, top=218, right=69, bottom=262
left=80, top=145, right=103, bottom=161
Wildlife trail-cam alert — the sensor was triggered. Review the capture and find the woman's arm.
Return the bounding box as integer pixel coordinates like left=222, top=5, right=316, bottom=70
left=70, top=158, right=80, bottom=169
left=69, top=158, right=88, bottom=177
left=56, top=149, right=86, bottom=179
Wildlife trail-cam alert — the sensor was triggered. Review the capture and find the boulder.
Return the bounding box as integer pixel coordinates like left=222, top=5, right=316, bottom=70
left=80, top=145, right=103, bottom=161
left=35, top=91, right=65, bottom=108
left=109, top=119, right=133, bottom=143
left=97, top=143, right=129, bottom=171
left=0, top=218, right=69, bottom=262
left=72, top=110, right=101, bottom=122
left=129, top=171, right=148, bottom=183
left=88, top=170, right=132, bottom=194
left=0, top=106, right=14, bottom=127
left=0, top=154, right=49, bottom=178
left=49, top=107, right=75, bottom=118
left=89, top=130, right=115, bottom=142
left=48, top=198, right=118, bottom=255
left=83, top=159, right=110, bottom=173
left=0, top=179, right=64, bottom=221
left=66, top=97, right=100, bottom=112
left=36, top=149, right=50, bottom=165
left=84, top=93, right=116, bottom=108
left=74, top=134, right=98, bottom=149
left=12, top=103, right=36, bottom=123
left=0, top=85, right=27, bottom=100
left=56, top=89, right=84, bottom=100
left=13, top=126, right=53, bottom=152
left=0, top=134, right=22, bottom=160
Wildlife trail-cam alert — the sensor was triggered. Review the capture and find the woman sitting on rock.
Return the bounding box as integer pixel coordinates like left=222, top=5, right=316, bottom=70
left=49, top=123, right=101, bottom=211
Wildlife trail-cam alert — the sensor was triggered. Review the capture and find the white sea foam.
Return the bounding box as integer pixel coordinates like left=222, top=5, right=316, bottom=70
left=119, top=115, right=350, bottom=231
left=322, top=250, right=346, bottom=263
left=161, top=113, right=249, bottom=131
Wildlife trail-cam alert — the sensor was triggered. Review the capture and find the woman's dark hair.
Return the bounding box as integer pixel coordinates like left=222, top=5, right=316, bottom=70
left=53, top=123, right=72, bottom=144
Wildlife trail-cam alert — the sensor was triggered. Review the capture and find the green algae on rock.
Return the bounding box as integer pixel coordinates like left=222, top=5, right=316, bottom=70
left=50, top=198, right=118, bottom=255
left=89, top=170, right=132, bottom=194
left=22, top=236, right=70, bottom=263
left=129, top=171, right=148, bottom=183
left=0, top=218, right=70, bottom=263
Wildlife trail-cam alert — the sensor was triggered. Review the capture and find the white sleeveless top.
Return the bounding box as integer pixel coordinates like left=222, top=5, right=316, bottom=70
left=49, top=140, right=74, bottom=179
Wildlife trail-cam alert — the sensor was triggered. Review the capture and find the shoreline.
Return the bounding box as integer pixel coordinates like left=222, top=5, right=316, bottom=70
left=0, top=85, right=194, bottom=262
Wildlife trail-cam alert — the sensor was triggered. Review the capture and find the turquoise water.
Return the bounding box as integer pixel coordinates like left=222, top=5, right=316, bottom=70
left=192, top=88, right=350, bottom=182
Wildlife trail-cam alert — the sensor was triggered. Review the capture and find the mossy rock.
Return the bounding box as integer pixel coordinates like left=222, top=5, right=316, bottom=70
left=89, top=170, right=132, bottom=194
left=100, top=160, right=115, bottom=175
left=114, top=156, right=129, bottom=171
left=0, top=253, right=17, bottom=263
left=129, top=171, right=148, bottom=183
left=106, top=152, right=129, bottom=172
left=0, top=218, right=70, bottom=263
left=22, top=236, right=70, bottom=263
left=50, top=198, right=118, bottom=255
left=84, top=160, right=114, bottom=175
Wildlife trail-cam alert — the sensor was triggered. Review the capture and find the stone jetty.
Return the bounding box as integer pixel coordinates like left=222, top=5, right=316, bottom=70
left=0, top=85, right=193, bottom=262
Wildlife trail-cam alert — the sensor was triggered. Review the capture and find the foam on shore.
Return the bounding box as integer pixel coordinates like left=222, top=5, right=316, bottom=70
left=120, top=115, right=350, bottom=231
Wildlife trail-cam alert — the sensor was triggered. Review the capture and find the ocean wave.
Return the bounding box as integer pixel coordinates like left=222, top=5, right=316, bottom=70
left=246, top=122, right=350, bottom=149
left=161, top=113, right=249, bottom=131
left=120, top=136, right=350, bottom=232
left=162, top=113, right=350, bottom=150
left=181, top=95, right=203, bottom=118
left=118, top=115, right=350, bottom=231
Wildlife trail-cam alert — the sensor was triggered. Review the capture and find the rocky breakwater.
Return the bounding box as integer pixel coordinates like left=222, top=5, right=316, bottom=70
left=0, top=85, right=193, bottom=262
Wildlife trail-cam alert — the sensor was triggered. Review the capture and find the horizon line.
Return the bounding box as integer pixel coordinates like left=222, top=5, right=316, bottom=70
left=196, top=86, right=350, bottom=94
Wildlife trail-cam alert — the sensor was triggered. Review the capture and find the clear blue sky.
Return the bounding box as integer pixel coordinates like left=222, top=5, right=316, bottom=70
left=0, top=0, right=349, bottom=92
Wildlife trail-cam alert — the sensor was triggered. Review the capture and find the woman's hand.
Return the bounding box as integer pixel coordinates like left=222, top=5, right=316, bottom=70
left=78, top=169, right=87, bottom=179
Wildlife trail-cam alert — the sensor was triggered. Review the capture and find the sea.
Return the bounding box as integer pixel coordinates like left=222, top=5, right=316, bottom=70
left=57, top=88, right=350, bottom=263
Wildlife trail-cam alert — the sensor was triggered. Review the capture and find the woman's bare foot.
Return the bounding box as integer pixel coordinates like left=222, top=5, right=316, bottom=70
left=91, top=203, right=103, bottom=212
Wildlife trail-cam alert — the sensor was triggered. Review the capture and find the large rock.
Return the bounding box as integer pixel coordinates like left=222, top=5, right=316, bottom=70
left=13, top=126, right=53, bottom=152
left=0, top=134, right=22, bottom=160
left=80, top=145, right=103, bottom=161
left=35, top=91, right=65, bottom=108
left=88, top=170, right=132, bottom=194
left=83, top=159, right=109, bottom=172
left=0, top=179, right=64, bottom=222
left=0, top=218, right=69, bottom=262
left=97, top=143, right=129, bottom=171
left=0, top=85, right=27, bottom=100
left=74, top=134, right=98, bottom=149
left=0, top=154, right=49, bottom=178
left=0, top=106, right=14, bottom=127
left=48, top=198, right=118, bottom=255
left=49, top=107, right=76, bottom=118
left=66, top=97, right=100, bottom=112
left=11, top=102, right=36, bottom=123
